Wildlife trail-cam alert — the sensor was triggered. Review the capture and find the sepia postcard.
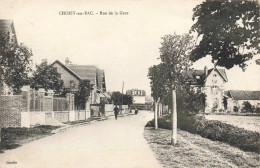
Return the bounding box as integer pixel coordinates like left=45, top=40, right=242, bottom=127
left=0, top=0, right=259, bottom=167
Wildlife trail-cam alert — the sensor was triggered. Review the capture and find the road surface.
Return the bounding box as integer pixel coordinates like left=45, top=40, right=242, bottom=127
left=0, top=111, right=161, bottom=168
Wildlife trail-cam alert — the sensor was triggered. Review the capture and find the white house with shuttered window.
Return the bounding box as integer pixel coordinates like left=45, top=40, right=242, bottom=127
left=126, top=89, right=146, bottom=105
left=186, top=66, right=228, bottom=113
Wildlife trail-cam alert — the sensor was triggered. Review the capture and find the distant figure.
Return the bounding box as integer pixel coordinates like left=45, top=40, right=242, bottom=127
left=135, top=107, right=138, bottom=115
left=114, top=105, right=119, bottom=120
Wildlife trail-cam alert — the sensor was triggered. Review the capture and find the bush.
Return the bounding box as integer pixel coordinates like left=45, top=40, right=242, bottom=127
left=234, top=106, right=238, bottom=112
left=146, top=115, right=260, bottom=153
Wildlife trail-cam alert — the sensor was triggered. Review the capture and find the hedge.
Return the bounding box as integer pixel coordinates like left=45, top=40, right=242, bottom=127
left=145, top=114, right=260, bottom=153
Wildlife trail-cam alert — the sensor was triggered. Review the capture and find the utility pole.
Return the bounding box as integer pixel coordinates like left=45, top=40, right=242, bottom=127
left=120, top=81, right=124, bottom=114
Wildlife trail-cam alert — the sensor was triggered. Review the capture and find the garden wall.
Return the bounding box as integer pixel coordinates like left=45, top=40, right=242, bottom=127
left=0, top=94, right=27, bottom=129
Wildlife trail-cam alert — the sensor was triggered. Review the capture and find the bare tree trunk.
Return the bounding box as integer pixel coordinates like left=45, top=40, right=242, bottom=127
left=154, top=98, right=160, bottom=129
left=171, top=89, right=177, bottom=145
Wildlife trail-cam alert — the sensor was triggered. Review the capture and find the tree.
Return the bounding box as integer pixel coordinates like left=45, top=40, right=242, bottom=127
left=74, top=80, right=91, bottom=110
left=242, top=101, right=255, bottom=113
left=148, top=63, right=172, bottom=107
left=0, top=34, right=32, bottom=94
left=159, top=33, right=195, bottom=145
left=191, top=0, right=260, bottom=70
left=110, top=91, right=133, bottom=106
left=30, top=59, right=64, bottom=94
left=122, top=94, right=133, bottom=107
left=110, top=91, right=121, bottom=105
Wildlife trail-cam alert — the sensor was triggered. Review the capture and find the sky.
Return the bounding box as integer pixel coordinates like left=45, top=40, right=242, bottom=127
left=0, top=0, right=259, bottom=95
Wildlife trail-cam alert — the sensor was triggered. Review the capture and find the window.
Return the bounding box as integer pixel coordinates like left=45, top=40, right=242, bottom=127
left=212, top=74, right=217, bottom=83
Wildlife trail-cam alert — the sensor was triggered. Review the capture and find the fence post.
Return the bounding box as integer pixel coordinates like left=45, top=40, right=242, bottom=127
left=47, top=90, right=54, bottom=117
left=85, top=97, right=91, bottom=120
left=38, top=88, right=45, bottom=111
left=67, top=93, right=75, bottom=121
left=21, top=85, right=31, bottom=128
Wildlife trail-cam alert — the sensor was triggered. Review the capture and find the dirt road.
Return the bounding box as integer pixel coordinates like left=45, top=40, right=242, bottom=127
left=0, top=111, right=161, bottom=168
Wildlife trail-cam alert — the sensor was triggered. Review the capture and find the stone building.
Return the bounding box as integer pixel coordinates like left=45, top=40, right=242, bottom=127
left=52, top=58, right=107, bottom=104
left=126, top=89, right=146, bottom=105
left=225, top=90, right=260, bottom=112
left=186, top=66, right=228, bottom=113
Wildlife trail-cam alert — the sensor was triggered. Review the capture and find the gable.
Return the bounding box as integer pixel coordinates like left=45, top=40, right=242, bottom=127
left=52, top=62, right=80, bottom=88
left=0, top=20, right=17, bottom=44
left=205, top=69, right=226, bottom=86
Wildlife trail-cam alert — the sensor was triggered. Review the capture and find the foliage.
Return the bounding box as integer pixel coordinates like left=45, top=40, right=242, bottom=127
left=242, top=101, right=255, bottom=113
left=146, top=115, right=260, bottom=153
left=148, top=33, right=195, bottom=107
left=177, top=88, right=206, bottom=115
left=159, top=33, right=194, bottom=87
left=0, top=33, right=32, bottom=94
left=110, top=91, right=133, bottom=105
left=110, top=91, right=121, bottom=105
left=191, top=0, right=260, bottom=70
left=30, top=59, right=64, bottom=94
left=234, top=106, right=239, bottom=112
left=148, top=63, right=171, bottom=106
left=123, top=94, right=133, bottom=106
left=74, top=80, right=91, bottom=110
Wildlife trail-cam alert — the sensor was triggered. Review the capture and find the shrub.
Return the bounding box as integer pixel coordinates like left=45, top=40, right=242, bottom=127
left=146, top=115, right=260, bottom=153
left=242, top=101, right=255, bottom=113
left=234, top=106, right=238, bottom=112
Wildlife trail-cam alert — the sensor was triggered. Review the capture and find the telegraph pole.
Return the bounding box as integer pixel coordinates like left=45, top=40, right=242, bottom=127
left=120, top=81, right=124, bottom=114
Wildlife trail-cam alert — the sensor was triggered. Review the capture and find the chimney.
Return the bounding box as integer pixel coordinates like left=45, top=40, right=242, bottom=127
left=65, top=57, right=69, bottom=66
left=204, top=66, right=208, bottom=76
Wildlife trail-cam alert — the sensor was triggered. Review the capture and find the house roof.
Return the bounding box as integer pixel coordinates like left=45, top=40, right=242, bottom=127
left=68, top=65, right=97, bottom=85
left=52, top=60, right=106, bottom=87
left=0, top=19, right=17, bottom=44
left=0, top=20, right=12, bottom=34
left=228, top=90, right=260, bottom=100
left=97, top=69, right=105, bottom=90
left=51, top=60, right=82, bottom=81
left=186, top=68, right=228, bottom=85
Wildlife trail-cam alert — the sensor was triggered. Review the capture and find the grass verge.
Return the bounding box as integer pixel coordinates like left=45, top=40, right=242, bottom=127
left=0, top=125, right=60, bottom=152
left=146, top=114, right=260, bottom=153
left=144, top=127, right=260, bottom=168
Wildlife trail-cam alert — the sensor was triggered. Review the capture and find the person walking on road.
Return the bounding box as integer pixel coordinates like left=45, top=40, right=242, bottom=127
left=114, top=104, right=119, bottom=120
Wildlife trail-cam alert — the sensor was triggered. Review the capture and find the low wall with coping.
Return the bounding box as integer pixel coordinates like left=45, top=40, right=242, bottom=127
left=54, top=111, right=69, bottom=123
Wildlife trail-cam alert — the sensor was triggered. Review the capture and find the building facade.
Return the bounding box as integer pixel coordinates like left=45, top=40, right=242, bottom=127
left=187, top=66, right=228, bottom=113
left=226, top=90, right=260, bottom=112
left=52, top=58, right=107, bottom=104
left=126, top=89, right=146, bottom=105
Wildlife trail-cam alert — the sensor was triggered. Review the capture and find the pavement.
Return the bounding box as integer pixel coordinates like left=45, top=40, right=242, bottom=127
left=0, top=111, right=161, bottom=168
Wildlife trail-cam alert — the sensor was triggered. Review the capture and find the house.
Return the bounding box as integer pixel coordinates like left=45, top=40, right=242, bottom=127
left=0, top=20, right=18, bottom=95
left=225, top=90, right=260, bottom=112
left=52, top=58, right=107, bottom=104
left=186, top=66, right=228, bottom=113
left=126, top=89, right=146, bottom=105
